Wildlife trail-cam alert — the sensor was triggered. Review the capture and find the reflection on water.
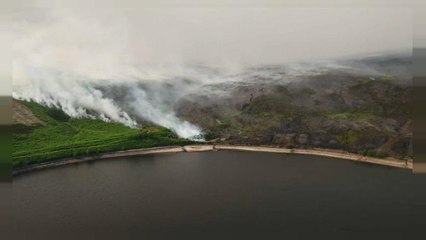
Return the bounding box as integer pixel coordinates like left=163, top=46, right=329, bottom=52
left=8, top=151, right=426, bottom=239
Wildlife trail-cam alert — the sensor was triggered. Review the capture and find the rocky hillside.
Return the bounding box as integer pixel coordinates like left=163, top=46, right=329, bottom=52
left=175, top=55, right=412, bottom=159
left=12, top=54, right=413, bottom=161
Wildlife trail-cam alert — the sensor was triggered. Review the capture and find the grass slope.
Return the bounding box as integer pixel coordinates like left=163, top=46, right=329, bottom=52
left=12, top=101, right=192, bottom=169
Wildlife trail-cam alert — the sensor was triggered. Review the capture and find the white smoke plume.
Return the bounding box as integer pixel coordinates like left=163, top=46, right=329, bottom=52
left=11, top=8, right=212, bottom=139
left=10, top=5, right=411, bottom=139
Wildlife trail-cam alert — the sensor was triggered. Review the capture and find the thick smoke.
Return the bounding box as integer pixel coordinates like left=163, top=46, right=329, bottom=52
left=11, top=6, right=411, bottom=139
left=11, top=8, right=212, bottom=139
left=12, top=64, right=211, bottom=139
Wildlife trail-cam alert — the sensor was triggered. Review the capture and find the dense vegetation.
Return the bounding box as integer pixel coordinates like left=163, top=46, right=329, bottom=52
left=176, top=73, right=412, bottom=159
left=12, top=101, right=192, bottom=169
left=11, top=57, right=413, bottom=170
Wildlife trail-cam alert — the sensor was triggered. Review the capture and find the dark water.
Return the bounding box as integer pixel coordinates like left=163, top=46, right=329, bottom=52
left=8, top=151, right=426, bottom=239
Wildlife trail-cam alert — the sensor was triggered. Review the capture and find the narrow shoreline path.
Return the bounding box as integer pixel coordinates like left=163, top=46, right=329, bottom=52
left=13, top=145, right=412, bottom=176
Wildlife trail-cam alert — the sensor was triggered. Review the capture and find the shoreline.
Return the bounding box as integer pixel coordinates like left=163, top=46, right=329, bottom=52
left=13, top=145, right=413, bottom=176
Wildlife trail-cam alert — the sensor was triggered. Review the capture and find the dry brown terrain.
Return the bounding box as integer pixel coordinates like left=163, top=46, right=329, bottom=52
left=12, top=101, right=45, bottom=127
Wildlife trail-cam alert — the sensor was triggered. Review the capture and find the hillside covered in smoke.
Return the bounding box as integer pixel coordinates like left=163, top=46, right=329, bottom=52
left=10, top=6, right=413, bottom=159
left=14, top=53, right=412, bottom=159
left=171, top=53, right=412, bottom=158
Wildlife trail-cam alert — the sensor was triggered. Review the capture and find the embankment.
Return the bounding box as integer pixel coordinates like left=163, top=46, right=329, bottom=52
left=13, top=145, right=412, bottom=176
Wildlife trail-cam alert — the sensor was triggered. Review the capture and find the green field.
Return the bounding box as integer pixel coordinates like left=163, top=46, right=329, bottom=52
left=12, top=101, right=193, bottom=169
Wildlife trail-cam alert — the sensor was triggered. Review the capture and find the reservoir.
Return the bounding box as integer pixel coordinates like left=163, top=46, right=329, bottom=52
left=9, top=151, right=426, bottom=239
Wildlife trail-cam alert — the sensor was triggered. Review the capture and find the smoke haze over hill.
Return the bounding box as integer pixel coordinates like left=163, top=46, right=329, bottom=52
left=9, top=4, right=412, bottom=138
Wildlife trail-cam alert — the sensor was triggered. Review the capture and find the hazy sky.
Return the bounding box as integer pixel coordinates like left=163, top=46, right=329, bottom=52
left=1, top=1, right=415, bottom=95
